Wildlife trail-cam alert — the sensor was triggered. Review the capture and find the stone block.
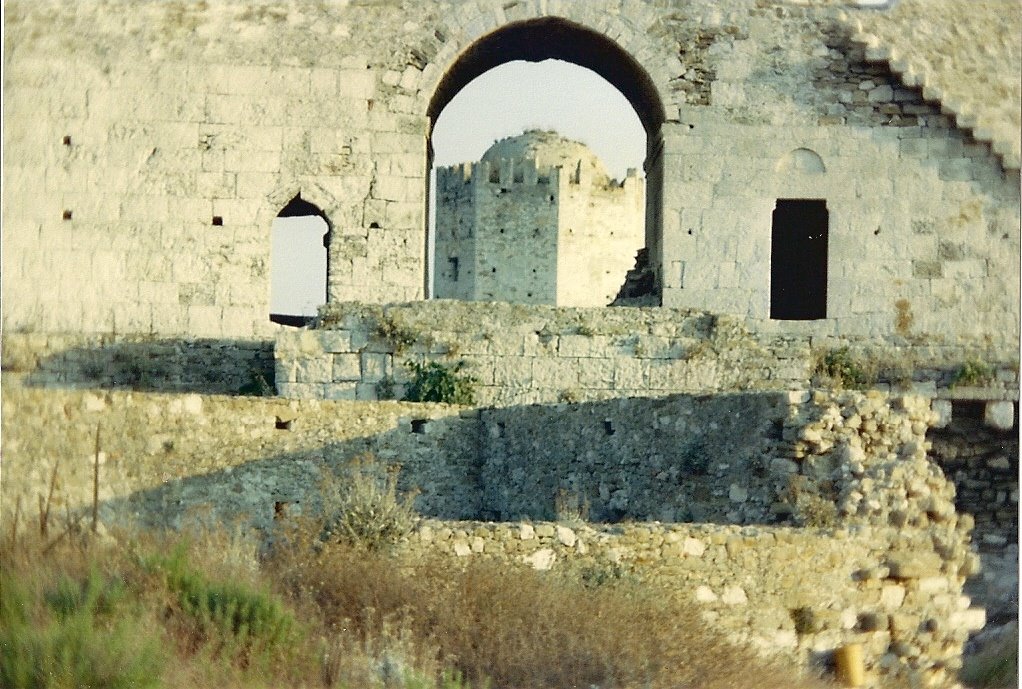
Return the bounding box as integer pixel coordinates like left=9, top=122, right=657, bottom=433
left=295, top=357, right=332, bottom=384
left=887, top=552, right=943, bottom=579
left=360, top=352, right=389, bottom=383
left=984, top=401, right=1015, bottom=430
left=317, top=331, right=352, bottom=353
left=322, top=383, right=357, bottom=400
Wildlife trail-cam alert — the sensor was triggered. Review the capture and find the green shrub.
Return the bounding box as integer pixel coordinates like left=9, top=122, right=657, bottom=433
left=0, top=569, right=164, bottom=689
left=950, top=359, right=994, bottom=388
left=146, top=545, right=296, bottom=666
left=404, top=361, right=477, bottom=405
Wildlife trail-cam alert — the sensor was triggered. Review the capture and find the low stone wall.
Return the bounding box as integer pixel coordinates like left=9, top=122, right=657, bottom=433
left=2, top=332, right=275, bottom=395
left=275, top=301, right=1018, bottom=407
left=401, top=519, right=981, bottom=689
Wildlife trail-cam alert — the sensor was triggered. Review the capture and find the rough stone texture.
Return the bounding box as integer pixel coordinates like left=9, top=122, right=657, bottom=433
left=0, top=331, right=275, bottom=395
left=434, top=130, right=644, bottom=307
left=0, top=379, right=990, bottom=687
left=278, top=300, right=1018, bottom=407
left=847, top=0, right=1022, bottom=166
left=2, top=0, right=1018, bottom=345
left=928, top=409, right=1019, bottom=629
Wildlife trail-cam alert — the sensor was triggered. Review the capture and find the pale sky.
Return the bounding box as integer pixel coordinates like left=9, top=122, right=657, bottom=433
left=272, top=59, right=644, bottom=315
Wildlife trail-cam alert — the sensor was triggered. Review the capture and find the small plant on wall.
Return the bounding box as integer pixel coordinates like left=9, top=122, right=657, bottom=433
left=814, top=347, right=872, bottom=389
left=949, top=359, right=994, bottom=388
left=404, top=361, right=477, bottom=405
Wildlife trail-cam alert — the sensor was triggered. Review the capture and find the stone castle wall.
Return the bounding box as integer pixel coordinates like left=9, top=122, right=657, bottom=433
left=3, top=0, right=1018, bottom=345
left=0, top=380, right=991, bottom=687
left=275, top=301, right=1019, bottom=407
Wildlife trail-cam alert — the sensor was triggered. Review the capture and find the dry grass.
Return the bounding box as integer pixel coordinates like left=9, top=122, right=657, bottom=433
left=3, top=509, right=836, bottom=689
left=270, top=538, right=835, bottom=689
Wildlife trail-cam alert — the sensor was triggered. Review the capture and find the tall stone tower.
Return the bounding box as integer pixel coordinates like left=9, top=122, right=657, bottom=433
left=433, top=130, right=644, bottom=306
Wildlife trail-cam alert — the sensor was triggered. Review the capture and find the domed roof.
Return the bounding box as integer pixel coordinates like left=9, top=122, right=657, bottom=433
left=481, top=130, right=610, bottom=182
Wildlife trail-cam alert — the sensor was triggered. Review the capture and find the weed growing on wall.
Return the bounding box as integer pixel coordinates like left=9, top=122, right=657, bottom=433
left=814, top=347, right=872, bottom=389
left=782, top=475, right=839, bottom=528
left=950, top=359, right=994, bottom=388
left=404, top=361, right=477, bottom=405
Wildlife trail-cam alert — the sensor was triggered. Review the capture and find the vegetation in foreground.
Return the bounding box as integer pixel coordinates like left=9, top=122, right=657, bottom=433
left=0, top=522, right=844, bottom=689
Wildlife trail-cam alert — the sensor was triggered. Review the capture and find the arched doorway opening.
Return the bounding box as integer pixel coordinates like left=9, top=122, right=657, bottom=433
left=425, top=17, right=667, bottom=303
left=269, top=194, right=330, bottom=326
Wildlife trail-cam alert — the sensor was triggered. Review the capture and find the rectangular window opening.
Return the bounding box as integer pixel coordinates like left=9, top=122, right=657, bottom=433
left=770, top=199, right=828, bottom=320
left=448, top=256, right=459, bottom=282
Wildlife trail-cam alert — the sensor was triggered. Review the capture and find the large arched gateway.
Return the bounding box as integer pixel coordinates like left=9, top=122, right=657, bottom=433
left=421, top=15, right=672, bottom=301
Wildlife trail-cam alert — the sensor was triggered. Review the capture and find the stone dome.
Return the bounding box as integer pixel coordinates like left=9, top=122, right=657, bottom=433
left=481, top=130, right=611, bottom=183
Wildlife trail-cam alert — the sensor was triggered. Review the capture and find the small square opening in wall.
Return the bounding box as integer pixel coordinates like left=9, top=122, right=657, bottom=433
left=212, top=216, right=224, bottom=226
left=62, top=210, right=73, bottom=221
left=411, top=419, right=428, bottom=434
left=603, top=420, right=616, bottom=436
left=62, top=135, right=72, bottom=146
left=274, top=417, right=293, bottom=430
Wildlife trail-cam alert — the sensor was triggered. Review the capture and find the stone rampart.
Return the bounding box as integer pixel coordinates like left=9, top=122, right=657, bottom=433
left=276, top=301, right=1018, bottom=407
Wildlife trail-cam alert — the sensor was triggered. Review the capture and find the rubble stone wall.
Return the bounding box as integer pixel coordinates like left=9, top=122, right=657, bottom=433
left=0, top=381, right=988, bottom=687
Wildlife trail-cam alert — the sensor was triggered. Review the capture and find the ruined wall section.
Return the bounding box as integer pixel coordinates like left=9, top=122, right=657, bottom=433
left=278, top=301, right=1018, bottom=407
left=1, top=381, right=987, bottom=688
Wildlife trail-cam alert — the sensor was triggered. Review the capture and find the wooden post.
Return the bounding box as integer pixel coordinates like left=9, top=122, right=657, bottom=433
left=835, top=642, right=865, bottom=687
left=92, top=424, right=101, bottom=534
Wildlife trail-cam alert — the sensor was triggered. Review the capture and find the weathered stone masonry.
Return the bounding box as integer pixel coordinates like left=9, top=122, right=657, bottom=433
left=2, top=1, right=1018, bottom=344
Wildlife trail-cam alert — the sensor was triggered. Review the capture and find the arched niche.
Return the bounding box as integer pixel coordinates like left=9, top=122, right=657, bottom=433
left=776, top=148, right=827, bottom=175
left=424, top=17, right=668, bottom=301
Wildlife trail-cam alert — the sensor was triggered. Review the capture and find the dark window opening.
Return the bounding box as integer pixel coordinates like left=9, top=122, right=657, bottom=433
left=448, top=256, right=459, bottom=282
left=411, top=419, right=428, bottom=434
left=62, top=135, right=72, bottom=146
left=951, top=400, right=985, bottom=420
left=212, top=215, right=223, bottom=226
left=275, top=417, right=293, bottom=430
left=62, top=210, right=72, bottom=221
left=603, top=420, right=616, bottom=436
left=770, top=199, right=828, bottom=320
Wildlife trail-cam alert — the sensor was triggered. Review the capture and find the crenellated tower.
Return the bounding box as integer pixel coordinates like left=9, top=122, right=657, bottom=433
left=434, top=130, right=644, bottom=306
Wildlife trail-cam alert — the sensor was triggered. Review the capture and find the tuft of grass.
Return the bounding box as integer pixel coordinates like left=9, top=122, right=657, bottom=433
left=950, top=359, right=994, bottom=388
left=815, top=347, right=872, bottom=389
left=270, top=542, right=834, bottom=689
